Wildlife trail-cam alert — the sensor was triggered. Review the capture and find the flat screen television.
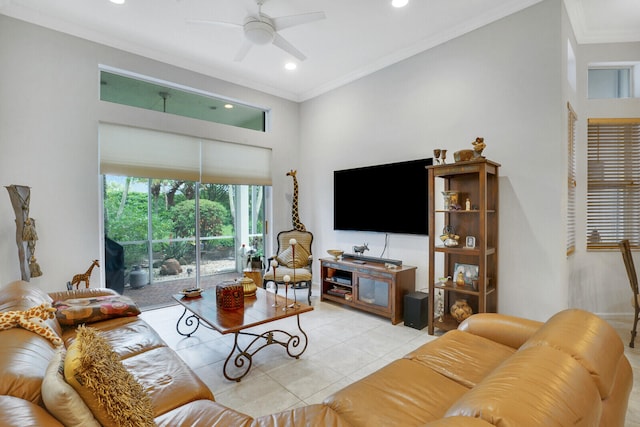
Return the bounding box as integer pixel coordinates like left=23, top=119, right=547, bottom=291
left=333, top=158, right=433, bottom=235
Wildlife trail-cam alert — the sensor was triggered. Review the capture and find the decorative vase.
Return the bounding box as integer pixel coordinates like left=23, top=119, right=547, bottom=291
left=455, top=272, right=465, bottom=286
left=450, top=299, right=473, bottom=323
left=129, top=265, right=148, bottom=289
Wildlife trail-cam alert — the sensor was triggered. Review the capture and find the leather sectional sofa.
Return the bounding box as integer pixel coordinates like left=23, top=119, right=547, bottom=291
left=0, top=279, right=632, bottom=426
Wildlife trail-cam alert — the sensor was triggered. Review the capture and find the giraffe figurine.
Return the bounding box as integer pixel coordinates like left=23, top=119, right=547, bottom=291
left=286, top=170, right=306, bottom=231
left=70, top=259, right=100, bottom=289
left=0, top=302, right=63, bottom=347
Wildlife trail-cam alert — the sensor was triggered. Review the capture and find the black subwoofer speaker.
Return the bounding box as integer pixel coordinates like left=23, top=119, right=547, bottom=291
left=404, top=292, right=428, bottom=330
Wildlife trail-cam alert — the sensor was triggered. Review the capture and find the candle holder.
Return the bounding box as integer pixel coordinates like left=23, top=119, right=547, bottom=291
left=270, top=260, right=279, bottom=307
left=289, top=238, right=299, bottom=308
left=282, top=274, right=291, bottom=311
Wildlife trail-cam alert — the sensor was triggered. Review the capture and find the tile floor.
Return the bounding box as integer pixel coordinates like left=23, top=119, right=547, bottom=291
left=140, top=289, right=640, bottom=425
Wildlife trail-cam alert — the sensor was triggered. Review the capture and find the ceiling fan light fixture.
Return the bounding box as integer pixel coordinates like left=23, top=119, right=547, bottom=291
left=244, top=19, right=275, bottom=45
left=391, top=0, right=409, bottom=7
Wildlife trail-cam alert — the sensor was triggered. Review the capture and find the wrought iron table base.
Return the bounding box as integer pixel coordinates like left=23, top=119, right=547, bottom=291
left=175, top=308, right=309, bottom=382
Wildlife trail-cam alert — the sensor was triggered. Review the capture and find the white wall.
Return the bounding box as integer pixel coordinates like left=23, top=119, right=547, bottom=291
left=2, top=1, right=636, bottom=320
left=0, top=15, right=300, bottom=292
left=300, top=0, right=568, bottom=321
left=570, top=41, right=640, bottom=315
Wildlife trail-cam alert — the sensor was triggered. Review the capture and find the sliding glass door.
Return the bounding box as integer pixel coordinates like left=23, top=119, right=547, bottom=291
left=103, top=175, right=265, bottom=290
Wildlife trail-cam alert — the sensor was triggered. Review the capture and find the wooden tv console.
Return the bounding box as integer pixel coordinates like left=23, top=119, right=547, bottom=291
left=320, top=257, right=417, bottom=324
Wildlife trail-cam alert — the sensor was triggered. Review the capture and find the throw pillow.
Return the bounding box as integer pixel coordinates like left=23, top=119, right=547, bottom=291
left=0, top=302, right=63, bottom=347
left=64, top=325, right=155, bottom=427
left=54, top=295, right=141, bottom=326
left=41, top=348, right=101, bottom=427
left=276, top=244, right=310, bottom=269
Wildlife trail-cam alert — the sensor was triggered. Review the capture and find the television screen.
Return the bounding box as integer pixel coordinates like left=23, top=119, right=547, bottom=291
left=333, top=158, right=433, bottom=235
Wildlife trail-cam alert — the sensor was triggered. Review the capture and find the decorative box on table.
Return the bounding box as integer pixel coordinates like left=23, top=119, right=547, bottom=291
left=216, top=282, right=244, bottom=310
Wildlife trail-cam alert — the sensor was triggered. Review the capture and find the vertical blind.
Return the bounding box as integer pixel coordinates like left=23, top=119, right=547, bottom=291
left=587, top=118, right=640, bottom=250
left=99, top=123, right=272, bottom=185
left=566, top=103, right=577, bottom=256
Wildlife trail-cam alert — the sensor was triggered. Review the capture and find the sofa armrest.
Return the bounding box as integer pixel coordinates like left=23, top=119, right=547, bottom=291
left=48, top=287, right=120, bottom=302
left=458, top=313, right=543, bottom=349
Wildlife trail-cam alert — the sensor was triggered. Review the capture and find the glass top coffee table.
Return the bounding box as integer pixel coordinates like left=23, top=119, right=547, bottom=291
left=172, top=287, right=313, bottom=382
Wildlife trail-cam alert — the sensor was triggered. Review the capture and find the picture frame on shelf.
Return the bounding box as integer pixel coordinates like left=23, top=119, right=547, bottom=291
left=453, top=263, right=479, bottom=286
left=465, top=236, right=476, bottom=248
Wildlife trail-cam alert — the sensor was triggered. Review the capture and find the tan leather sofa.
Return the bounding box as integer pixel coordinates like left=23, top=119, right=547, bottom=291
left=0, top=280, right=633, bottom=426
left=0, top=280, right=254, bottom=427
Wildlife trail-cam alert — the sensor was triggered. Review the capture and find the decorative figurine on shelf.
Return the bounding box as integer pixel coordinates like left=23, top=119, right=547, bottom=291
left=68, top=259, right=100, bottom=289
left=433, top=149, right=441, bottom=164
left=456, top=271, right=465, bottom=287
left=472, top=137, right=486, bottom=158
left=465, top=198, right=471, bottom=211
left=453, top=137, right=487, bottom=163
left=353, top=243, right=369, bottom=256
left=440, top=225, right=460, bottom=247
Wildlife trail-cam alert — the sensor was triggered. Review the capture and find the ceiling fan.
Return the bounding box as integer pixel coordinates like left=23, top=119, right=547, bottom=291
left=188, top=0, right=326, bottom=62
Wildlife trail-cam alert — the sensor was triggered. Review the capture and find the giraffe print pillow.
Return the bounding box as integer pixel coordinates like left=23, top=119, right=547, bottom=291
left=0, top=302, right=63, bottom=346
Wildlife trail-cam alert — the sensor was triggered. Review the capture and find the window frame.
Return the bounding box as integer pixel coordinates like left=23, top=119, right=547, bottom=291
left=586, top=118, right=640, bottom=250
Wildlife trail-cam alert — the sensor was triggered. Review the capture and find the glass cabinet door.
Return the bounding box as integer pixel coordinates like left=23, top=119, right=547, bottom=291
left=356, top=276, right=390, bottom=308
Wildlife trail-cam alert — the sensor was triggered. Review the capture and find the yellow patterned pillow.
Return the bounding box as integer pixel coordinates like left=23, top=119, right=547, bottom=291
left=64, top=326, right=155, bottom=427
left=276, top=245, right=310, bottom=269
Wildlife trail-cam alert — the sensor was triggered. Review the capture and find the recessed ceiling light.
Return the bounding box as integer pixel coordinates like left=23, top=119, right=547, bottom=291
left=285, top=62, right=297, bottom=71
left=391, top=0, right=408, bottom=7
left=110, top=0, right=125, bottom=4
left=224, top=104, right=234, bottom=109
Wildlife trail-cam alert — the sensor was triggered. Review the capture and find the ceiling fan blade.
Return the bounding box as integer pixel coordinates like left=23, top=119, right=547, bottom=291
left=187, top=19, right=243, bottom=29
left=271, top=11, right=326, bottom=31
left=272, top=33, right=306, bottom=61
left=234, top=41, right=253, bottom=62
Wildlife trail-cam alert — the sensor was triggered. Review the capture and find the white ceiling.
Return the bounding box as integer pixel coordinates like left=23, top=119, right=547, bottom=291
left=1, top=0, right=639, bottom=101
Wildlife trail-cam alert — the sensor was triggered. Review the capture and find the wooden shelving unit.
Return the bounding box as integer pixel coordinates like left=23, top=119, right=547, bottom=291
left=427, top=158, right=500, bottom=335
left=320, top=258, right=416, bottom=325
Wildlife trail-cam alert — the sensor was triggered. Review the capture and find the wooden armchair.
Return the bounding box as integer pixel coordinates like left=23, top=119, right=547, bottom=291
left=619, top=239, right=640, bottom=348
left=263, top=229, right=313, bottom=304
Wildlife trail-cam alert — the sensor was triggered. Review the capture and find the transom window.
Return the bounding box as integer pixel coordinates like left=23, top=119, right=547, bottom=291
left=588, top=63, right=639, bottom=99
left=100, top=67, right=269, bottom=131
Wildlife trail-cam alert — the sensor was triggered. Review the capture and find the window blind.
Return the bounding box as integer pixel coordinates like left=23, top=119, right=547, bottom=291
left=567, top=103, right=577, bottom=256
left=587, top=118, right=640, bottom=250
left=99, top=123, right=272, bottom=185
